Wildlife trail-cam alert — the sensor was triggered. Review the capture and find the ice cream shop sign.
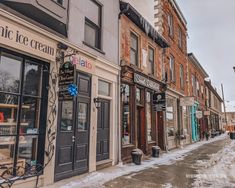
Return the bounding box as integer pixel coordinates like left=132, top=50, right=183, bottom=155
left=0, top=17, right=56, bottom=61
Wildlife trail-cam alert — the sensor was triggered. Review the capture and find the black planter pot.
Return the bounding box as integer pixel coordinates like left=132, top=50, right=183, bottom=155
left=230, top=132, right=235, bottom=140
left=152, top=146, right=160, bottom=158
left=131, top=149, right=142, bottom=165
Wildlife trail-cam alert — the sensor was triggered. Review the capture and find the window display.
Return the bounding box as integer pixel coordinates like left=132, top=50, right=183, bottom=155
left=146, top=92, right=153, bottom=142
left=166, top=98, right=175, bottom=137
left=0, top=50, right=49, bottom=180
left=122, top=84, right=131, bottom=145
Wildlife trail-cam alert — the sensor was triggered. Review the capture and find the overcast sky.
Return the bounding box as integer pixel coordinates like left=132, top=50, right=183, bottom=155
left=177, top=0, right=235, bottom=111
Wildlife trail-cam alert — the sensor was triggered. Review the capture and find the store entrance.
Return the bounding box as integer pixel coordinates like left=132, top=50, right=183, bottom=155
left=96, top=99, right=110, bottom=162
left=55, top=73, right=91, bottom=181
left=137, top=106, right=145, bottom=153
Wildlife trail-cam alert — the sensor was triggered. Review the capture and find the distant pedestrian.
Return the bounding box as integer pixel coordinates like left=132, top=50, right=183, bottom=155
left=205, top=130, right=209, bottom=141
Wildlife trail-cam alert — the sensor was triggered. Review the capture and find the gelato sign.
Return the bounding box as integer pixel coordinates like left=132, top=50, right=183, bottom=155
left=134, top=73, right=160, bottom=91
left=0, top=17, right=56, bottom=61
left=65, top=54, right=95, bottom=74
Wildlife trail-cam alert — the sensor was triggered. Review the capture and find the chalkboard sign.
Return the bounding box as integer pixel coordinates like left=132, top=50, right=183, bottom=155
left=59, top=61, right=75, bottom=100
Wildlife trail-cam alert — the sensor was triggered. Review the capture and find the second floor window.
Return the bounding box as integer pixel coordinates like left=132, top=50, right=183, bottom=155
left=84, top=0, right=102, bottom=49
left=180, top=64, right=184, bottom=89
left=191, top=74, right=196, bottom=96
left=130, top=33, right=138, bottom=66
left=148, top=47, right=154, bottom=75
left=168, top=14, right=174, bottom=37
left=178, top=27, right=183, bottom=49
left=169, top=56, right=175, bottom=82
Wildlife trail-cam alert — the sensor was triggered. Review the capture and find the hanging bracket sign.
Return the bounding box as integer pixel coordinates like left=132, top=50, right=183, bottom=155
left=153, top=92, right=166, bottom=111
left=59, top=61, right=75, bottom=100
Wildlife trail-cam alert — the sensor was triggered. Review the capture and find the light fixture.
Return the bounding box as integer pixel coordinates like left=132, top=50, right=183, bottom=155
left=233, top=66, right=235, bottom=73
left=57, top=42, right=68, bottom=50
left=93, top=97, right=101, bottom=108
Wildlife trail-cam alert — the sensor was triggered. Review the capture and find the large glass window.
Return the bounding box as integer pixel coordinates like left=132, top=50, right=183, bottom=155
left=84, top=0, right=102, bottom=49
left=121, top=84, right=131, bottom=145
left=146, top=92, right=153, bottom=142
left=130, top=33, right=138, bottom=66
left=0, top=50, right=49, bottom=180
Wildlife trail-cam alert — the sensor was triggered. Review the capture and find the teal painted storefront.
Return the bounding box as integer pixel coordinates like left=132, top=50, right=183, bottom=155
left=191, top=103, right=199, bottom=141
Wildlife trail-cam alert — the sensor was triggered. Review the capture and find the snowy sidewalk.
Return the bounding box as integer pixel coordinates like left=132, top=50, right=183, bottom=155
left=193, top=135, right=235, bottom=187
left=46, top=134, right=228, bottom=188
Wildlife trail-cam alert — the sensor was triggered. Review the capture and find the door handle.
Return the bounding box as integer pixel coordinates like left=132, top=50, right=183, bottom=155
left=72, top=136, right=75, bottom=142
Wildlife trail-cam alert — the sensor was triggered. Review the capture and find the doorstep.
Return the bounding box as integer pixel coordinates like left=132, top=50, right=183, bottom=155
left=96, top=159, right=113, bottom=171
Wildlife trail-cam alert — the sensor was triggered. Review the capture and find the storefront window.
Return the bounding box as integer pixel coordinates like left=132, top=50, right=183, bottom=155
left=0, top=50, right=49, bottom=180
left=146, top=92, right=153, bottom=141
left=122, top=84, right=131, bottom=145
left=0, top=53, right=21, bottom=93
left=166, top=98, right=175, bottom=137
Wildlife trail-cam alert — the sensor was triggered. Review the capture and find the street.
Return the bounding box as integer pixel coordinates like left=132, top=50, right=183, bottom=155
left=104, top=137, right=230, bottom=188
left=47, top=134, right=234, bottom=188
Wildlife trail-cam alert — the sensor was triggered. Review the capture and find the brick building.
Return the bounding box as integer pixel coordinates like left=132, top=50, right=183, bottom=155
left=119, top=1, right=168, bottom=162
left=154, top=0, right=190, bottom=149
left=188, top=53, right=209, bottom=141
left=205, top=81, right=223, bottom=132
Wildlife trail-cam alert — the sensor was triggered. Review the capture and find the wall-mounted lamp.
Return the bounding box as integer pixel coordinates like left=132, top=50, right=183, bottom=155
left=94, top=97, right=101, bottom=109
left=57, top=42, right=68, bottom=50
left=233, top=66, right=235, bottom=73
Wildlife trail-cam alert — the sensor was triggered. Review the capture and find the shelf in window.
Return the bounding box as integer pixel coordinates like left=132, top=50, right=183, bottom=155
left=0, top=140, right=27, bottom=146
left=0, top=103, right=30, bottom=109
left=0, top=122, right=29, bottom=126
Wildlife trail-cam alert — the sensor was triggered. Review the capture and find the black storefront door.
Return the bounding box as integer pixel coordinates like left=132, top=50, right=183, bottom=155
left=96, top=99, right=110, bottom=161
left=55, top=73, right=91, bottom=181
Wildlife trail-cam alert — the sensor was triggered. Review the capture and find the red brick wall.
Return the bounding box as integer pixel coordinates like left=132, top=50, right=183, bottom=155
left=188, top=60, right=207, bottom=110
left=160, top=1, right=188, bottom=96
left=120, top=15, right=163, bottom=81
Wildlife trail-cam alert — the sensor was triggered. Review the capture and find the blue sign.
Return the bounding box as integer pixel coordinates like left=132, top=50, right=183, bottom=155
left=68, top=84, right=78, bottom=97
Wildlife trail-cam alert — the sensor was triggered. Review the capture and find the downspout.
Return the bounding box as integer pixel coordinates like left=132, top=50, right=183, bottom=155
left=117, top=1, right=129, bottom=164
left=66, top=0, right=70, bottom=38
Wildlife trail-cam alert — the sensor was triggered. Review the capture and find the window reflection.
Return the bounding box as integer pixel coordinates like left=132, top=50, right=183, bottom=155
left=0, top=53, right=21, bottom=93
left=23, top=61, right=42, bottom=96
left=122, top=84, right=131, bottom=145
left=60, top=101, right=73, bottom=131
left=78, top=103, right=88, bottom=130
left=146, top=92, right=153, bottom=141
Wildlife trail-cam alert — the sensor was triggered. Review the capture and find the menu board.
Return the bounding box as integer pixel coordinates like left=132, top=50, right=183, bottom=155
left=58, top=62, right=75, bottom=100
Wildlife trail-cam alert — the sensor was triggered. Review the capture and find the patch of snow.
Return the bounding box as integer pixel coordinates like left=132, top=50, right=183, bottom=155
left=58, top=134, right=228, bottom=188
left=193, top=139, right=235, bottom=187
left=162, top=183, right=173, bottom=188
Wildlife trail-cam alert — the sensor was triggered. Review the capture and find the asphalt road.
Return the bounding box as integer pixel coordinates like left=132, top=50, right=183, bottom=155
left=104, top=137, right=230, bottom=188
